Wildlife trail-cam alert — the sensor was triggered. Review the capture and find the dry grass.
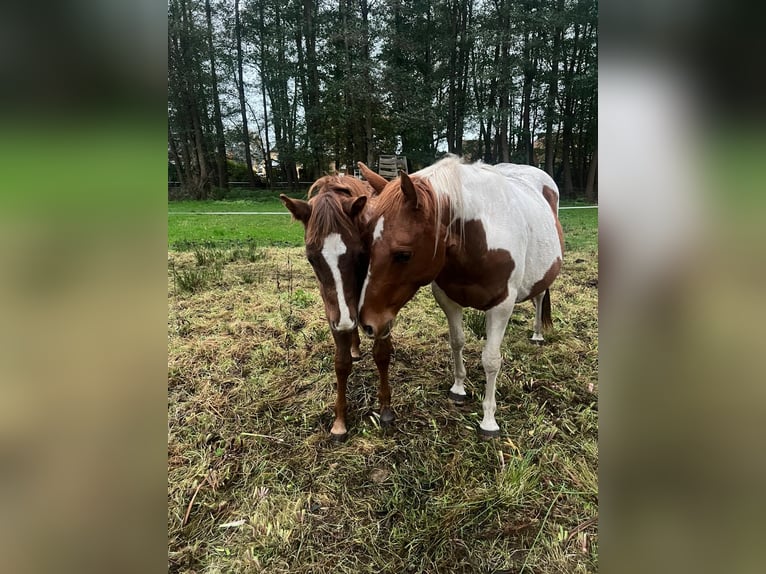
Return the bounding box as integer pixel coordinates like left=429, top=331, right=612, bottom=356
left=168, top=244, right=598, bottom=573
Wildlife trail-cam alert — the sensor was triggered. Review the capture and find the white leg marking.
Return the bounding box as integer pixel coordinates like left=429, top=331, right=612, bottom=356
left=432, top=283, right=466, bottom=396
left=531, top=292, right=545, bottom=342
left=321, top=233, right=354, bottom=331
left=480, top=297, right=516, bottom=433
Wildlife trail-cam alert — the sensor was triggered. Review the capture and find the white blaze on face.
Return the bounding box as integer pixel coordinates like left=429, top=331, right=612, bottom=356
left=372, top=216, right=385, bottom=242
left=359, top=216, right=384, bottom=310
left=321, top=233, right=354, bottom=331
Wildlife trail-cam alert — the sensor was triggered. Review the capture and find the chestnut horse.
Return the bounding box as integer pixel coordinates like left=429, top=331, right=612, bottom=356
left=358, top=156, right=564, bottom=438
left=280, top=170, right=394, bottom=440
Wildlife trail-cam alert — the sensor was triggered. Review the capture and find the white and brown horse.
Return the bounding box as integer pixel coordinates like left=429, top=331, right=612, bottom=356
left=358, top=156, right=564, bottom=438
left=280, top=169, right=394, bottom=440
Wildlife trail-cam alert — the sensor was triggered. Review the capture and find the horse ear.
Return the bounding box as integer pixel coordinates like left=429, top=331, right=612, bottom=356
left=280, top=194, right=312, bottom=226
left=343, top=195, right=367, bottom=219
left=357, top=161, right=388, bottom=195
left=399, top=170, right=419, bottom=209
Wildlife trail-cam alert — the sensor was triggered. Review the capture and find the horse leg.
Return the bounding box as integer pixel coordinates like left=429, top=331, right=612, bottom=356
left=531, top=292, right=545, bottom=344
left=330, top=330, right=353, bottom=440
left=373, top=336, right=394, bottom=427
left=351, top=326, right=362, bottom=361
left=479, top=298, right=516, bottom=439
left=432, top=283, right=468, bottom=404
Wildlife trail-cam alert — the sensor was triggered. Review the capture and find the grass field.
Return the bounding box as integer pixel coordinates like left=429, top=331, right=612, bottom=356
left=168, top=190, right=597, bottom=252
left=168, top=200, right=598, bottom=573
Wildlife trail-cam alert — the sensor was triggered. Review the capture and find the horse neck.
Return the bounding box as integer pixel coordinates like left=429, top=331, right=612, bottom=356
left=418, top=193, right=452, bottom=272
left=437, top=194, right=462, bottom=253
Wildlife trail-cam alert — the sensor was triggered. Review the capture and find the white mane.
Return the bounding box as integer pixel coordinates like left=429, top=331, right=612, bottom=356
left=415, top=154, right=506, bottom=249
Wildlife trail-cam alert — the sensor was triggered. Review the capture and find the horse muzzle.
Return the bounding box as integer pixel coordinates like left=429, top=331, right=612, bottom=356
left=361, top=319, right=392, bottom=340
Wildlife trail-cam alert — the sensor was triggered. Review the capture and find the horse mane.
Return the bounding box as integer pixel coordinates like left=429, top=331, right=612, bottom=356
left=375, top=155, right=510, bottom=253
left=307, top=174, right=370, bottom=200
left=305, top=175, right=371, bottom=245
left=374, top=175, right=440, bottom=224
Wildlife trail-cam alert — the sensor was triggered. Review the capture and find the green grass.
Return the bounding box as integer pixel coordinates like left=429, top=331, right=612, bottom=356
left=168, top=191, right=305, bottom=249
left=168, top=214, right=303, bottom=249
left=561, top=208, right=598, bottom=253
left=169, top=190, right=308, bottom=214
left=168, top=194, right=597, bottom=252
left=168, top=212, right=598, bottom=572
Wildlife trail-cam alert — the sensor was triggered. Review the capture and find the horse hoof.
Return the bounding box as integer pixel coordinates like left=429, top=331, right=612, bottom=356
left=531, top=339, right=544, bottom=346
left=351, top=354, right=362, bottom=362
left=448, top=390, right=471, bottom=405
left=380, top=409, right=395, bottom=428
left=330, top=431, right=348, bottom=443
left=478, top=427, right=501, bottom=440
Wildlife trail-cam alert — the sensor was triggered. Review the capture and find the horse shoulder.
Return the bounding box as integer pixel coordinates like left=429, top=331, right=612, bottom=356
left=435, top=217, right=516, bottom=311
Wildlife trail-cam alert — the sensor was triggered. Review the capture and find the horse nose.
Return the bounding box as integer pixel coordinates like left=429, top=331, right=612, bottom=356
left=362, top=324, right=374, bottom=338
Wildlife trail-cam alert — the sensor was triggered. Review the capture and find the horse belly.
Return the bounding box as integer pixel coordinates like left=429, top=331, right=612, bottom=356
left=516, top=255, right=562, bottom=302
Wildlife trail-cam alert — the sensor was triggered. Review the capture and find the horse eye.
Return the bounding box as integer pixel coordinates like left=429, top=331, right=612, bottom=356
left=393, top=251, right=412, bottom=263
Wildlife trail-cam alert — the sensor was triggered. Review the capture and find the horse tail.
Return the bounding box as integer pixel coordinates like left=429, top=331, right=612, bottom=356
left=542, top=288, right=553, bottom=330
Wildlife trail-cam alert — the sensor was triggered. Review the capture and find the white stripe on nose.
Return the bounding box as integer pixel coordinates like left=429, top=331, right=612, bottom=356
left=359, top=268, right=371, bottom=311
left=372, top=216, right=385, bottom=242
left=321, top=233, right=354, bottom=331
left=360, top=217, right=383, bottom=311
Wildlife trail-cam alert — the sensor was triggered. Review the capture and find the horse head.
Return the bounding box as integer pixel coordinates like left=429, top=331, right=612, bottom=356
left=359, top=171, right=449, bottom=339
left=281, top=176, right=370, bottom=332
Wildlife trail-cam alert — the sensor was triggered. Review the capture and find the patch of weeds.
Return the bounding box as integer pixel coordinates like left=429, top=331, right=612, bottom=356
left=239, top=270, right=257, bottom=284
left=175, top=316, right=192, bottom=337
left=465, top=309, right=486, bottom=339
left=173, top=267, right=208, bottom=293
left=194, top=247, right=226, bottom=266
left=289, top=288, right=314, bottom=309
left=245, top=244, right=265, bottom=262
left=283, top=314, right=306, bottom=332
left=172, top=262, right=223, bottom=293
left=312, top=325, right=329, bottom=344
left=230, top=244, right=265, bottom=263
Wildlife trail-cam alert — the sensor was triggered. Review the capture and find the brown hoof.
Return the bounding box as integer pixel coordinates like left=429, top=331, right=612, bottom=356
left=448, top=390, right=471, bottom=405
left=478, top=427, right=501, bottom=440
left=380, top=408, right=395, bottom=427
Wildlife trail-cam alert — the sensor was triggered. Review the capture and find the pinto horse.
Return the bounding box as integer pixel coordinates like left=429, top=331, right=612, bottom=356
left=280, top=169, right=394, bottom=440
left=358, top=156, right=564, bottom=438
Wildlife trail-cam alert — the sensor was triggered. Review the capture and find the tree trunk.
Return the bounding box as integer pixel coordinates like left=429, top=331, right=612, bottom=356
left=341, top=0, right=355, bottom=172
left=544, top=0, right=564, bottom=176
left=497, top=6, right=511, bottom=163
left=585, top=146, right=597, bottom=202
left=204, top=0, right=228, bottom=190
left=190, top=99, right=210, bottom=199
left=361, top=0, right=374, bottom=167
left=235, top=0, right=258, bottom=188
left=520, top=30, right=534, bottom=164
left=168, top=127, right=185, bottom=187
left=544, top=38, right=560, bottom=173
left=257, top=1, right=273, bottom=188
